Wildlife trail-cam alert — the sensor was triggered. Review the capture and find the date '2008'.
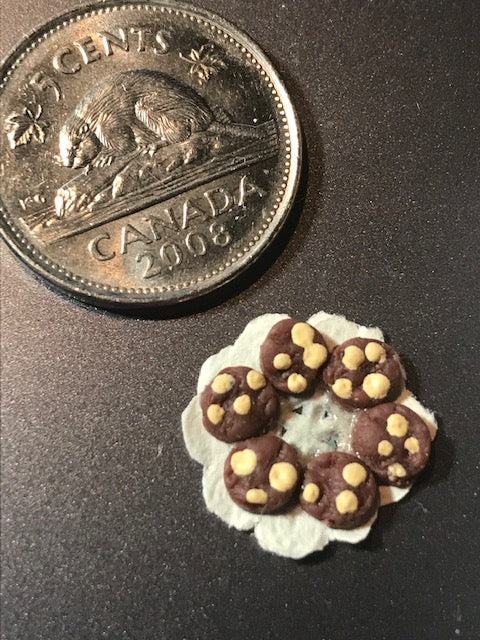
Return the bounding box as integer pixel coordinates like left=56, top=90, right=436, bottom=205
left=136, top=223, right=231, bottom=279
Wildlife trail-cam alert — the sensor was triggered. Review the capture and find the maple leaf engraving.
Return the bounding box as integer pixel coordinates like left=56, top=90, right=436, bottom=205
left=4, top=103, right=47, bottom=150
left=179, top=43, right=227, bottom=85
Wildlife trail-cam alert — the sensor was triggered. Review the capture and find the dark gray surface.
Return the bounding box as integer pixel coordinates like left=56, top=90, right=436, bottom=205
left=1, top=1, right=479, bottom=639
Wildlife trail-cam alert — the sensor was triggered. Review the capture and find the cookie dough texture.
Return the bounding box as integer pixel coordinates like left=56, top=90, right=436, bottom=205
left=200, top=366, right=278, bottom=442
left=351, top=403, right=432, bottom=487
left=323, top=337, right=404, bottom=409
left=260, top=319, right=328, bottom=394
left=300, top=452, right=379, bottom=529
left=224, top=435, right=302, bottom=514
left=182, top=312, right=437, bottom=558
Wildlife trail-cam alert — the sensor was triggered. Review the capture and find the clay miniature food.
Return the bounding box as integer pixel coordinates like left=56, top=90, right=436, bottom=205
left=300, top=451, right=379, bottom=529
left=323, top=337, right=404, bottom=410
left=224, top=434, right=302, bottom=514
left=182, top=312, right=437, bottom=558
left=351, top=403, right=432, bottom=487
left=260, top=318, right=328, bottom=394
left=200, top=366, right=279, bottom=442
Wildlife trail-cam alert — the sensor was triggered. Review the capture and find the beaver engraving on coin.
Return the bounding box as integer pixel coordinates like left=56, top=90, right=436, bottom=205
left=54, top=69, right=267, bottom=218
left=0, top=1, right=299, bottom=308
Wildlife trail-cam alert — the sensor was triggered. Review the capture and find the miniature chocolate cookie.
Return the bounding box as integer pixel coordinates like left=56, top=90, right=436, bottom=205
left=224, top=434, right=302, bottom=514
left=260, top=318, right=328, bottom=394
left=200, top=366, right=279, bottom=442
left=300, top=452, right=379, bottom=529
left=351, top=403, right=431, bottom=487
left=323, top=337, right=404, bottom=410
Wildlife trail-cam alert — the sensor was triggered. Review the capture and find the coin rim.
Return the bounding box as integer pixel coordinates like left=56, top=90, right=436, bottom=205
left=0, top=0, right=301, bottom=309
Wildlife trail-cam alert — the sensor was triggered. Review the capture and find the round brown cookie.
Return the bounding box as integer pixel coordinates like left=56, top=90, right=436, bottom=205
left=260, top=318, right=328, bottom=394
left=300, top=452, right=379, bottom=529
left=224, top=434, right=302, bottom=514
left=323, top=337, right=404, bottom=410
left=351, top=403, right=431, bottom=487
left=200, top=366, right=279, bottom=442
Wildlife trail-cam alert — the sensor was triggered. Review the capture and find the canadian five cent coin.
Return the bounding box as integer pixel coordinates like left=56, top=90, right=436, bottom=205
left=0, top=0, right=300, bottom=309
